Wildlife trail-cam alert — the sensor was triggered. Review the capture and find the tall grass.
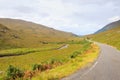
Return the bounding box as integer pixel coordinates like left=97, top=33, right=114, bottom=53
left=0, top=43, right=82, bottom=71
left=0, top=40, right=99, bottom=80
left=32, top=44, right=99, bottom=80
left=91, top=27, right=120, bottom=50
left=0, top=44, right=62, bottom=57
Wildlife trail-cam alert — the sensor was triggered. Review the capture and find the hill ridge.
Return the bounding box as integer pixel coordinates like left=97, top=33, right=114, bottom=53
left=0, top=18, right=77, bottom=49
left=95, top=20, right=120, bottom=33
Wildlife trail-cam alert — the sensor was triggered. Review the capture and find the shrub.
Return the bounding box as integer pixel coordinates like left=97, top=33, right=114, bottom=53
left=49, top=58, right=61, bottom=65
left=32, top=59, right=63, bottom=72
left=32, top=63, right=52, bottom=72
left=24, top=70, right=34, bottom=79
left=48, top=77, right=59, bottom=80
left=6, top=65, right=24, bottom=80
left=49, top=58, right=63, bottom=67
left=32, top=64, right=43, bottom=71
left=48, top=59, right=55, bottom=65
left=70, top=51, right=80, bottom=58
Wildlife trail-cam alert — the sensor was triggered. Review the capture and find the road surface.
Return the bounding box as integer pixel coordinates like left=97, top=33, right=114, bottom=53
left=59, top=44, right=69, bottom=50
left=62, top=43, right=120, bottom=80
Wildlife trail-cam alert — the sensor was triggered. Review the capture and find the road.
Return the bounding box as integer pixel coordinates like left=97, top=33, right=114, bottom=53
left=58, top=44, right=69, bottom=50
left=62, top=43, right=120, bottom=80
left=0, top=44, right=69, bottom=58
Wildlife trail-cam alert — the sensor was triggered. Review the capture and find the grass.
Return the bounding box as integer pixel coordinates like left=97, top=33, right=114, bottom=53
left=90, top=26, right=120, bottom=50
left=0, top=40, right=100, bottom=80
left=0, top=44, right=62, bottom=57
left=0, top=18, right=100, bottom=80
left=0, top=44, right=82, bottom=71
left=32, top=43, right=99, bottom=80
left=0, top=18, right=77, bottom=49
left=0, top=40, right=84, bottom=69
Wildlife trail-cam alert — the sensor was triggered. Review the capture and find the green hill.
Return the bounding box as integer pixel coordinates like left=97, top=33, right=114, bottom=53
left=0, top=18, right=77, bottom=49
left=90, top=20, right=120, bottom=50
left=95, top=20, right=120, bottom=33
left=0, top=18, right=99, bottom=80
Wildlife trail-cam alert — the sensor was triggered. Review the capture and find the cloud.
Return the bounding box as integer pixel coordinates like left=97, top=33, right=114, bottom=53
left=0, top=0, right=120, bottom=35
left=108, top=16, right=120, bottom=22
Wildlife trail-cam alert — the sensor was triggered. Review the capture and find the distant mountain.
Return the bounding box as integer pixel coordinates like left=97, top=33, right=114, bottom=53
left=90, top=20, right=120, bottom=50
left=0, top=18, right=77, bottom=49
left=95, top=20, right=120, bottom=33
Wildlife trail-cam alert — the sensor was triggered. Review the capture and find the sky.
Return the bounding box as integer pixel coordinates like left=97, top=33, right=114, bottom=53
left=0, top=0, right=120, bottom=35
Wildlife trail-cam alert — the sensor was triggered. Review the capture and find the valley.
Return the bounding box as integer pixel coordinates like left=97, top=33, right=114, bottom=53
left=0, top=18, right=99, bottom=80
left=1, top=18, right=120, bottom=80
left=0, top=0, right=120, bottom=80
left=90, top=20, right=120, bottom=50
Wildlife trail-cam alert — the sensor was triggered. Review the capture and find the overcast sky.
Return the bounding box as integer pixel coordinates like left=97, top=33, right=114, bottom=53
left=0, top=0, right=120, bottom=35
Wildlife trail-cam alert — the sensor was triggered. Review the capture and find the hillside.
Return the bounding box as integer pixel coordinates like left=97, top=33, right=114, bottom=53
left=95, top=20, right=120, bottom=33
left=0, top=24, right=21, bottom=49
left=0, top=18, right=77, bottom=49
left=90, top=21, right=120, bottom=50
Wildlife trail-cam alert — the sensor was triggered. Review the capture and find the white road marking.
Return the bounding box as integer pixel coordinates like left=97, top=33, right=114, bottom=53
left=79, top=61, right=98, bottom=79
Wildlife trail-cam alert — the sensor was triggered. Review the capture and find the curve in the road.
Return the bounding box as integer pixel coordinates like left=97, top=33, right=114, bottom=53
left=62, top=43, right=120, bottom=80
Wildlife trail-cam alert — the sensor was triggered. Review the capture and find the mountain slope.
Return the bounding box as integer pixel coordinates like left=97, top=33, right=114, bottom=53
left=0, top=18, right=77, bottom=49
left=90, top=20, right=120, bottom=50
left=0, top=24, right=16, bottom=49
left=95, top=20, right=120, bottom=33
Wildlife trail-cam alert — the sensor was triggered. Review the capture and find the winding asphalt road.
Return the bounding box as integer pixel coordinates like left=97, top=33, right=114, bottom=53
left=62, top=43, right=120, bottom=80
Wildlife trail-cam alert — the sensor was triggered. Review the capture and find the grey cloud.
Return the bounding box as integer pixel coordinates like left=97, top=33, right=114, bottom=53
left=14, top=6, right=35, bottom=13
left=0, top=0, right=120, bottom=35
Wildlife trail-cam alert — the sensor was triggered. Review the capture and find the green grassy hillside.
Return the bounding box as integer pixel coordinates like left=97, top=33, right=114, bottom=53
left=90, top=26, right=120, bottom=50
left=0, top=18, right=99, bottom=80
left=95, top=20, right=120, bottom=33
left=0, top=40, right=99, bottom=80
left=0, top=18, right=77, bottom=49
left=0, top=24, right=19, bottom=49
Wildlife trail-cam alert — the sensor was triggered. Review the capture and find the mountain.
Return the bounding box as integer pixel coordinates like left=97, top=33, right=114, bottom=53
left=90, top=20, right=120, bottom=50
left=95, top=20, right=120, bottom=33
left=0, top=18, right=77, bottom=49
